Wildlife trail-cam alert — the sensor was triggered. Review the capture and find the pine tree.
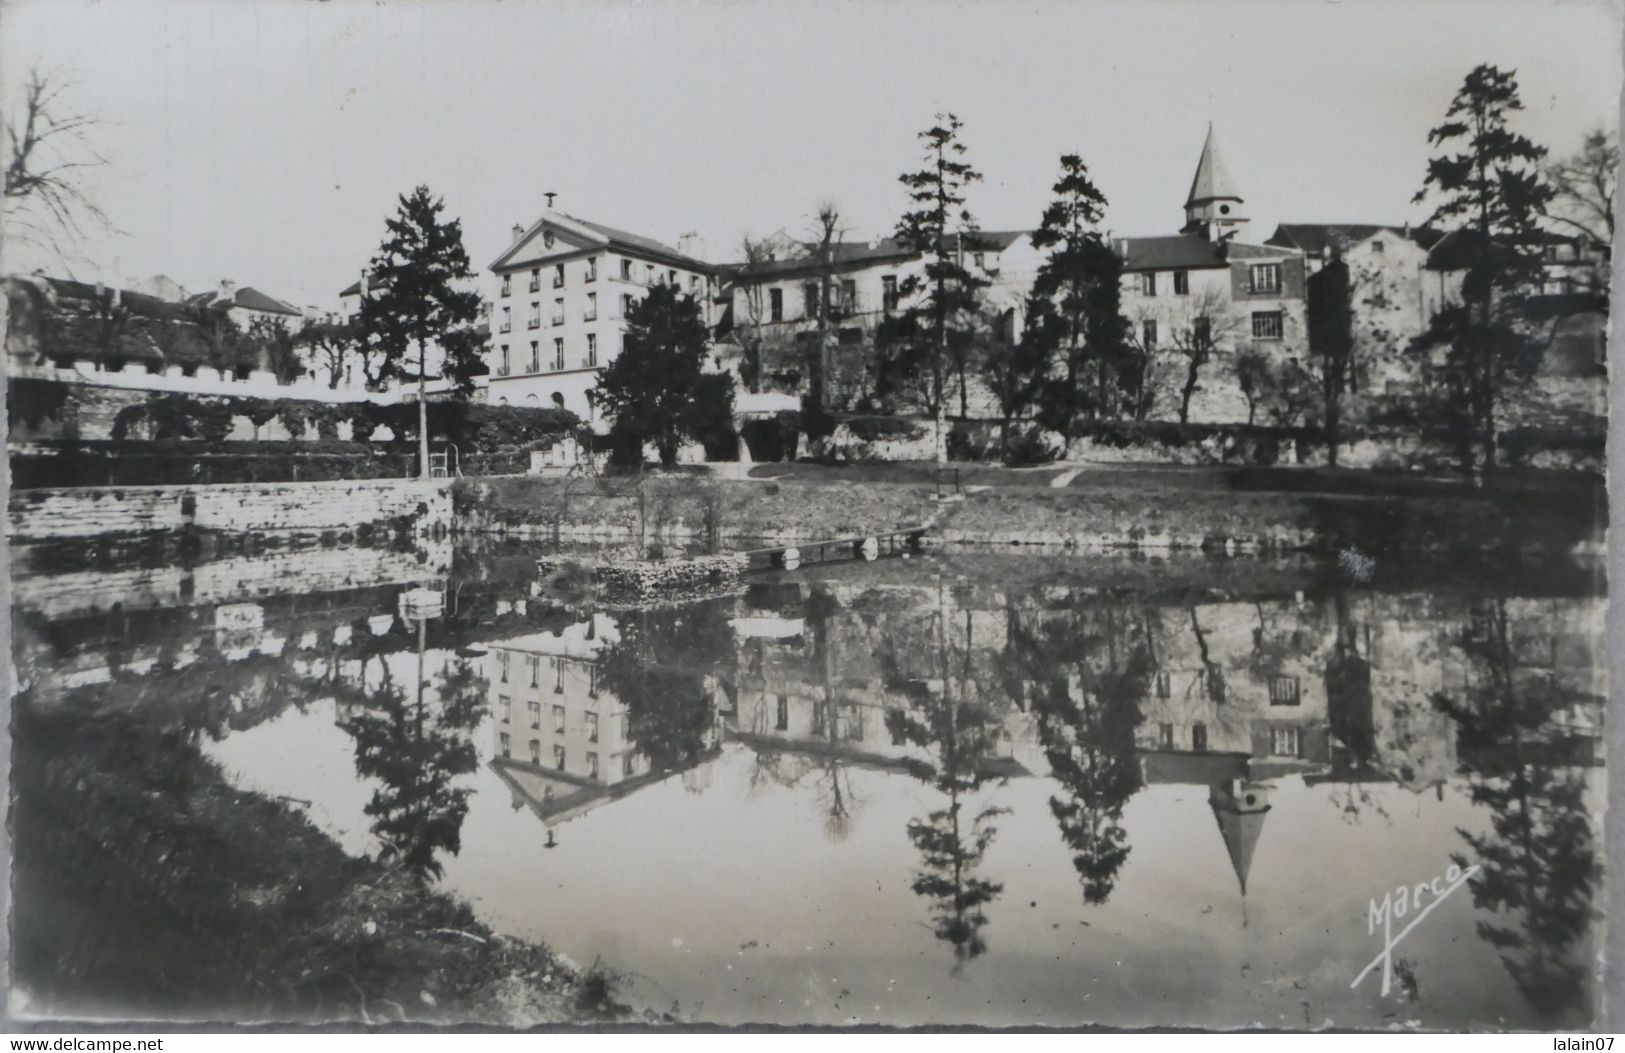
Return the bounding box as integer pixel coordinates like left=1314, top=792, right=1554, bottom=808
left=1022, top=154, right=1127, bottom=443
left=357, top=186, right=483, bottom=477
left=1412, top=65, right=1554, bottom=474
left=881, top=114, right=987, bottom=460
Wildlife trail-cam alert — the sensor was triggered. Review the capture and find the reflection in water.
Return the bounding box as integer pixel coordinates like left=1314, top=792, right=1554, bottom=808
left=8, top=537, right=1607, bottom=1028
left=1001, top=600, right=1146, bottom=906
left=1432, top=597, right=1601, bottom=1025
left=337, top=612, right=489, bottom=881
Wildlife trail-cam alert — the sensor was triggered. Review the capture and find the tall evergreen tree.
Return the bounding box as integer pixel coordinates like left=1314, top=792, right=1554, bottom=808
left=880, top=114, right=987, bottom=458
left=1412, top=65, right=1554, bottom=474
left=1308, top=251, right=1356, bottom=465
left=594, top=282, right=733, bottom=468
left=357, top=186, right=483, bottom=477
left=1022, top=154, right=1127, bottom=441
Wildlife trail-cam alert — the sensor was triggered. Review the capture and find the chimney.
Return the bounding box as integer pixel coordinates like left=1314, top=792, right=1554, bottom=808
left=358, top=268, right=369, bottom=296
left=218, top=279, right=237, bottom=304
left=677, top=231, right=708, bottom=262
left=512, top=223, right=524, bottom=243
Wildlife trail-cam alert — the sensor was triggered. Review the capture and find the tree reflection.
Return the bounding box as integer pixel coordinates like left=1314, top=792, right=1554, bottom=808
left=1001, top=600, right=1144, bottom=905
left=1432, top=598, right=1599, bottom=1025
left=338, top=624, right=488, bottom=881
left=882, top=583, right=1008, bottom=966
left=596, top=600, right=732, bottom=774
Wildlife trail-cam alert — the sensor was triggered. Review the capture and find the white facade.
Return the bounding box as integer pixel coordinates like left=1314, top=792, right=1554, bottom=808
left=485, top=212, right=721, bottom=421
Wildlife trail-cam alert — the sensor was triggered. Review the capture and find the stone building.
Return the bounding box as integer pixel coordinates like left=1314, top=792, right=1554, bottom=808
left=1116, top=127, right=1310, bottom=424
left=484, top=211, right=723, bottom=422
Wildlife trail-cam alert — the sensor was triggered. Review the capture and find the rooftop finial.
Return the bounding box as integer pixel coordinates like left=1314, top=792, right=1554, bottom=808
left=544, top=191, right=558, bottom=209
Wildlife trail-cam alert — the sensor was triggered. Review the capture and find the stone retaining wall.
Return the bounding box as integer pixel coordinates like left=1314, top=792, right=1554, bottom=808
left=8, top=478, right=451, bottom=540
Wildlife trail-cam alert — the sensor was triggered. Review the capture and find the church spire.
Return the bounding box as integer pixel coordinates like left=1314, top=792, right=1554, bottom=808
left=1209, top=779, right=1271, bottom=902
left=1182, top=124, right=1249, bottom=241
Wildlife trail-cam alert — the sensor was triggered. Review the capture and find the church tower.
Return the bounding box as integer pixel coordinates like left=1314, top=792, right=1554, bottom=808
left=1182, top=125, right=1249, bottom=243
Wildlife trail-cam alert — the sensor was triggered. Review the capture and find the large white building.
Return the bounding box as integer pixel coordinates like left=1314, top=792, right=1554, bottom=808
left=484, top=212, right=721, bottom=421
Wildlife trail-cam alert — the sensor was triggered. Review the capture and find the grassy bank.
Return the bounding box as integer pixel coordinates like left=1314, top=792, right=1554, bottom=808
left=455, top=467, right=1604, bottom=557
left=11, top=700, right=633, bottom=1026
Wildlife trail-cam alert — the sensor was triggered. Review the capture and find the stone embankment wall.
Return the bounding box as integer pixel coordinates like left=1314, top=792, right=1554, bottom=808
left=11, top=538, right=453, bottom=620
left=8, top=478, right=450, bottom=541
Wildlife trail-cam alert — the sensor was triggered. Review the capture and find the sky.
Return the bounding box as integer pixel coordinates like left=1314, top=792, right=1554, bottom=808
left=2, top=0, right=1621, bottom=309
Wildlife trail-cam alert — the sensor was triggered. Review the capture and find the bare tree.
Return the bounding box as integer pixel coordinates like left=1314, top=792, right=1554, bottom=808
left=735, top=233, right=773, bottom=392
left=806, top=199, right=850, bottom=412
left=4, top=66, right=112, bottom=263
left=1545, top=128, right=1616, bottom=247
left=1124, top=285, right=1237, bottom=423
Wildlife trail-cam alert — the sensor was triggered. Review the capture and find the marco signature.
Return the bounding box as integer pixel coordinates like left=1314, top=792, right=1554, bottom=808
left=1352, top=862, right=1481, bottom=997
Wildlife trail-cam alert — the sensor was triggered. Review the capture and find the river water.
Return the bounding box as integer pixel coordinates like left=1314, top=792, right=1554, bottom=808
left=8, top=534, right=1607, bottom=1029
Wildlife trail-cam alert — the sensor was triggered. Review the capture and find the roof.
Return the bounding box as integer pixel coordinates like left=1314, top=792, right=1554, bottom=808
left=1266, top=223, right=1448, bottom=256
left=1117, top=234, right=1298, bottom=272
left=1186, top=125, right=1242, bottom=207
left=727, top=230, right=1031, bottom=281
left=185, top=286, right=301, bottom=316
left=1423, top=227, right=1602, bottom=271
left=490, top=211, right=715, bottom=274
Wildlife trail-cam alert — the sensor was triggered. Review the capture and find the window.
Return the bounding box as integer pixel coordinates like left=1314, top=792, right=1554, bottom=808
left=528, top=341, right=540, bottom=373
left=528, top=699, right=541, bottom=728
left=973, top=252, right=986, bottom=270
left=838, top=279, right=856, bottom=314
left=586, top=712, right=599, bottom=743
left=1370, top=240, right=1384, bottom=254
left=1192, top=722, right=1208, bottom=752
left=551, top=298, right=564, bottom=326
left=1252, top=311, right=1284, bottom=340
left=1173, top=270, right=1189, bottom=295
left=645, top=264, right=655, bottom=284
left=499, top=695, right=511, bottom=722
left=769, top=288, right=783, bottom=322
left=1159, top=722, right=1174, bottom=749
left=689, top=275, right=700, bottom=293
left=554, top=660, right=565, bottom=692
left=622, top=293, right=634, bottom=317
left=528, top=269, right=540, bottom=294
left=1154, top=671, right=1171, bottom=699
left=500, top=273, right=511, bottom=297
left=1249, top=263, right=1281, bottom=294
left=498, top=344, right=510, bottom=376
left=584, top=291, right=597, bottom=321
left=1141, top=272, right=1157, bottom=296
left=499, top=732, right=511, bottom=757
left=1270, top=725, right=1301, bottom=757
left=553, top=744, right=566, bottom=770
left=776, top=695, right=789, bottom=731
left=553, top=339, right=564, bottom=371
left=588, top=665, right=599, bottom=698
left=623, top=752, right=636, bottom=777
left=586, top=752, right=599, bottom=780
left=528, top=302, right=541, bottom=330
left=552, top=704, right=566, bottom=733
left=527, top=654, right=540, bottom=687
left=498, top=651, right=510, bottom=682
left=846, top=706, right=864, bottom=742
left=587, top=333, right=598, bottom=367
left=1269, top=676, right=1301, bottom=706
left=528, top=739, right=541, bottom=765
left=667, top=269, right=677, bottom=286
left=621, top=258, right=633, bottom=281
left=803, top=282, right=820, bottom=319
left=882, top=275, right=899, bottom=311
left=553, top=264, right=565, bottom=289
left=500, top=306, right=511, bottom=334
left=584, top=257, right=597, bottom=282
left=1193, top=316, right=1212, bottom=348
left=1142, top=319, right=1158, bottom=349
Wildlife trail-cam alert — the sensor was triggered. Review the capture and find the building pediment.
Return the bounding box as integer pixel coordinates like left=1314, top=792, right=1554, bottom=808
left=494, top=220, right=607, bottom=271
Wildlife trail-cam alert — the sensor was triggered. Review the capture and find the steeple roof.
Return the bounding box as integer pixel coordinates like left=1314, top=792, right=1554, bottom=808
left=1209, top=781, right=1270, bottom=897
left=1185, top=124, right=1242, bottom=207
